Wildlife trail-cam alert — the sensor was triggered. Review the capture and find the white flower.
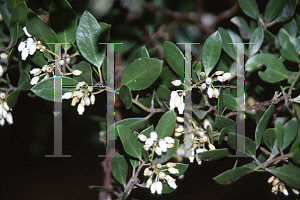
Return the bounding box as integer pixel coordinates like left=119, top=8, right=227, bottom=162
left=138, top=134, right=147, bottom=142
left=207, top=87, right=213, bottom=98
left=222, top=73, right=232, bottom=81
left=166, top=163, right=176, bottom=168
left=30, top=76, right=39, bottom=85
left=150, top=182, right=156, bottom=194
left=170, top=91, right=178, bottom=100
left=169, top=100, right=175, bottom=110
left=72, top=70, right=82, bottom=76
left=21, top=48, right=29, bottom=60
left=196, top=148, right=205, bottom=154
left=176, top=116, right=184, bottom=123
left=30, top=68, right=41, bottom=75
left=189, top=157, right=195, bottom=163
left=0, top=64, right=3, bottom=77
left=158, top=172, right=165, bottom=179
left=0, top=117, right=4, bottom=126
left=23, top=27, right=32, bottom=37
left=168, top=167, right=179, bottom=174
left=143, top=168, right=153, bottom=176
left=155, top=181, right=163, bottom=195
left=200, top=83, right=206, bottom=89
left=77, top=103, right=85, bottom=115
left=267, top=176, right=275, bottom=183
left=175, top=125, right=184, bottom=133
left=171, top=80, right=181, bottom=86
left=76, top=91, right=84, bottom=99
left=159, top=140, right=167, bottom=152
left=167, top=179, right=177, bottom=189
left=150, top=131, right=158, bottom=140
left=59, top=60, right=64, bottom=65
left=0, top=53, right=8, bottom=59
left=2, top=109, right=7, bottom=118
left=62, top=92, right=73, bottom=100
left=27, top=38, right=34, bottom=48
left=292, top=188, right=299, bottom=195
left=143, top=145, right=150, bottom=151
left=3, top=101, right=9, bottom=111
left=217, top=75, right=225, bottom=82
left=164, top=136, right=174, bottom=144
left=213, top=88, right=219, bottom=98
left=215, top=71, right=224, bottom=75
left=90, top=94, right=95, bottom=105
left=283, top=188, right=289, bottom=196
left=206, top=77, right=212, bottom=85
left=155, top=146, right=162, bottom=155
left=29, top=43, right=37, bottom=55
left=0, top=103, right=2, bottom=116
left=174, top=96, right=182, bottom=108
left=178, top=102, right=184, bottom=114
left=208, top=143, right=216, bottom=150
left=146, top=178, right=152, bottom=188
left=198, top=131, right=205, bottom=137
left=0, top=92, right=5, bottom=99
left=6, top=112, right=13, bottom=124
left=145, top=138, right=154, bottom=147
left=18, top=42, right=26, bottom=51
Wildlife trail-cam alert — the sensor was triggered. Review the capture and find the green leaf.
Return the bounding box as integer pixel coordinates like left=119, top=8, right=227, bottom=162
left=158, top=66, right=180, bottom=88
left=237, top=0, right=259, bottom=19
left=218, top=27, right=236, bottom=60
left=89, top=185, right=116, bottom=194
left=104, top=118, right=147, bottom=140
left=130, top=159, right=139, bottom=168
left=255, top=104, right=274, bottom=149
left=119, top=85, right=132, bottom=109
left=249, top=26, right=264, bottom=57
left=280, top=40, right=300, bottom=63
left=215, top=115, right=236, bottom=133
left=153, top=139, right=179, bottom=164
left=230, top=16, right=252, bottom=39
left=213, top=162, right=257, bottom=184
left=227, top=132, right=256, bottom=156
left=73, top=61, right=93, bottom=85
left=26, top=9, right=59, bottom=52
left=283, top=18, right=297, bottom=37
left=223, top=93, right=237, bottom=110
left=273, top=0, right=297, bottom=23
left=160, top=163, right=189, bottom=177
left=118, top=125, right=142, bottom=159
left=6, top=89, right=20, bottom=108
left=218, top=88, right=224, bottom=115
left=110, top=153, right=128, bottom=186
left=295, top=14, right=300, bottom=35
left=198, top=148, right=232, bottom=160
left=245, top=53, right=288, bottom=83
left=264, top=30, right=275, bottom=45
left=6, top=0, right=27, bottom=11
left=155, top=110, right=176, bottom=139
left=264, top=0, right=286, bottom=22
left=49, top=0, right=77, bottom=51
left=76, top=11, right=104, bottom=68
left=202, top=31, right=222, bottom=76
left=121, top=58, right=162, bottom=91
left=10, top=2, right=28, bottom=39
left=194, top=62, right=203, bottom=78
left=0, top=2, right=11, bottom=28
left=218, top=128, right=229, bottom=145
left=135, top=45, right=150, bottom=59
left=17, top=70, right=31, bottom=91
left=192, top=108, right=207, bottom=120
left=293, top=148, right=300, bottom=165
left=7, top=23, right=18, bottom=49
left=140, top=125, right=154, bottom=138
left=163, top=41, right=184, bottom=78
left=270, top=164, right=300, bottom=189
left=254, top=110, right=265, bottom=124
left=275, top=121, right=284, bottom=151
left=29, top=50, right=48, bottom=67
left=154, top=84, right=171, bottom=101
left=30, top=77, right=78, bottom=101
left=263, top=128, right=276, bottom=151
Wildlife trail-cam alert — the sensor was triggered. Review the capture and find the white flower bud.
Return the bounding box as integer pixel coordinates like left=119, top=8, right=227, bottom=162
left=205, top=77, right=212, bottom=85
left=176, top=116, right=184, bottom=123
left=200, top=83, right=206, bottom=89
left=159, top=140, right=167, bottom=152
left=18, top=42, right=26, bottom=52
left=0, top=92, right=6, bottom=99
left=30, top=76, right=39, bottom=85
left=85, top=97, right=90, bottom=106
left=198, top=131, right=205, bottom=137
left=30, top=68, right=41, bottom=75
left=166, top=163, right=176, bottom=168
left=155, top=146, right=162, bottom=155
left=6, top=112, right=13, bottom=124
left=171, top=80, right=181, bottom=86
left=207, top=87, right=213, bottom=98
left=174, top=96, right=182, bottom=108
left=268, top=176, right=275, bottom=183
left=215, top=71, right=224, bottom=75
left=88, top=86, right=93, bottom=92
left=271, top=185, right=278, bottom=193
left=213, top=88, right=219, bottom=98
left=0, top=104, right=2, bottom=116
left=71, top=97, right=77, bottom=106
left=196, top=148, right=204, bottom=154
left=46, top=66, right=53, bottom=73
left=158, top=172, right=165, bottom=179
left=26, top=38, right=34, bottom=48
left=170, top=91, right=178, bottom=100
left=156, top=181, right=163, bottom=195
left=29, top=43, right=37, bottom=55
left=62, top=92, right=73, bottom=100
left=189, top=157, right=195, bottom=163
left=72, top=70, right=82, bottom=76
left=200, top=72, right=206, bottom=77
left=166, top=143, right=174, bottom=148
left=272, top=178, right=280, bottom=185
left=145, top=138, right=154, bottom=147
left=3, top=101, right=9, bottom=111
left=23, top=27, right=32, bottom=37
left=292, top=188, right=299, bottom=195
left=150, top=182, right=156, bottom=194
left=143, top=168, right=153, bottom=176
left=202, top=135, right=208, bottom=143
left=168, top=167, right=179, bottom=174
left=203, top=119, right=212, bottom=130
left=21, top=48, right=29, bottom=60
left=138, top=134, right=147, bottom=142
left=2, top=109, right=7, bottom=118
left=150, top=131, right=158, bottom=140
left=90, top=94, right=95, bottom=105
left=143, top=145, right=149, bottom=151
left=217, top=75, right=225, bottom=82
left=164, top=136, right=175, bottom=144
left=146, top=178, right=152, bottom=188
left=283, top=188, right=289, bottom=196
left=178, top=102, right=185, bottom=114
left=169, top=99, right=175, bottom=110
left=0, top=117, right=4, bottom=126
left=77, top=103, right=85, bottom=115
left=222, top=73, right=232, bottom=81
left=167, top=179, right=177, bottom=190
left=0, top=53, right=8, bottom=59
left=208, top=143, right=216, bottom=150
left=0, top=65, right=3, bottom=77
left=175, top=125, right=184, bottom=133
left=156, top=164, right=162, bottom=168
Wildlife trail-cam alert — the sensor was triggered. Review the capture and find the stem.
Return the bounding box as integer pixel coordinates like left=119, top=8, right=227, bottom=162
left=254, top=152, right=293, bottom=171
left=288, top=65, right=300, bottom=96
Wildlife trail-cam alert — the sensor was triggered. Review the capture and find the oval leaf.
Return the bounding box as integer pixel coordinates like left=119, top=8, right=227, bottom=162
left=249, top=26, right=264, bottom=57
left=237, top=0, right=259, bottom=19
left=135, top=45, right=149, bottom=59
left=111, top=153, right=128, bottom=186
left=10, top=2, right=27, bottom=39
left=270, top=164, right=300, bottom=189
left=163, top=41, right=184, bottom=78
left=264, top=0, right=287, bottom=22
left=155, top=110, right=176, bottom=139
left=198, top=148, right=232, bottom=161
left=273, top=0, right=297, bottom=23
left=119, top=85, right=132, bottom=109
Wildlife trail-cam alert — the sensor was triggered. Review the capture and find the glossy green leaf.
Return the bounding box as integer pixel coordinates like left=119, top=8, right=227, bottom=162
left=264, top=0, right=286, bottom=22
left=218, top=27, right=236, bottom=60
left=245, top=53, right=288, bottom=83
left=275, top=121, right=284, bottom=151
left=159, top=66, right=180, bottom=88
left=223, top=93, right=237, bottom=110
left=73, top=61, right=93, bottom=86
left=153, top=139, right=179, bottom=164
left=280, top=40, right=300, bottom=63
left=17, top=70, right=31, bottom=91
left=202, top=31, right=222, bottom=76
left=214, top=162, right=257, bottom=185
left=29, top=50, right=48, bottom=67
left=6, top=0, right=27, bottom=11
left=230, top=16, right=252, bottom=39
left=155, top=110, right=176, bottom=139
left=255, top=104, right=274, bottom=149
left=254, top=110, right=265, bottom=124
left=119, top=85, right=132, bottom=109
left=249, top=26, right=264, bottom=57
left=295, top=14, right=300, bottom=35
left=26, top=9, right=59, bottom=52
left=118, top=125, right=142, bottom=159
left=0, top=3, right=11, bottom=28
left=194, top=62, right=203, bottom=78
left=293, top=148, right=300, bottom=165
left=227, top=132, right=256, bottom=156
left=263, top=128, right=276, bottom=151
left=215, top=115, right=236, bottom=133
left=121, top=58, right=162, bottom=91
left=110, top=153, right=128, bottom=186
left=270, top=164, right=300, bottom=189
left=264, top=30, right=275, bottom=45
left=155, top=84, right=171, bottom=101
left=135, top=45, right=149, bottom=59
left=163, top=41, right=184, bottom=78
left=49, top=0, right=77, bottom=51
left=104, top=118, right=147, bottom=140
left=10, top=2, right=28, bottom=39
left=218, top=128, right=229, bottom=145
left=273, top=0, right=297, bottom=23
left=76, top=11, right=104, bottom=68
left=237, top=0, right=259, bottom=19
left=30, top=77, right=78, bottom=102
left=198, top=148, right=231, bottom=160
left=6, top=89, right=20, bottom=108
left=283, top=18, right=297, bottom=37
left=7, top=23, right=18, bottom=49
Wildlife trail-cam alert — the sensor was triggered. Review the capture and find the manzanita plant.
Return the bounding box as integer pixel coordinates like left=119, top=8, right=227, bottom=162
left=1, top=0, right=300, bottom=199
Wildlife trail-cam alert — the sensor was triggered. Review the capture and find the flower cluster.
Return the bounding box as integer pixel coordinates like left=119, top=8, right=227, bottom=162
left=144, top=162, right=179, bottom=194
left=169, top=90, right=185, bottom=114
left=62, top=81, right=95, bottom=115
left=267, top=176, right=299, bottom=196
left=138, top=131, right=175, bottom=155
left=0, top=93, right=13, bottom=126
left=18, top=27, right=45, bottom=61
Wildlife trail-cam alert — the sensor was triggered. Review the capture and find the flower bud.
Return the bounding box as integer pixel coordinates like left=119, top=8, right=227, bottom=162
left=29, top=43, right=37, bottom=55
left=3, top=101, right=9, bottom=111
left=0, top=92, right=5, bottom=99
left=150, top=182, right=156, bottom=194
left=200, top=72, right=206, bottom=77
left=90, top=94, right=95, bottom=105
left=143, top=145, right=149, bottom=151
left=292, top=188, right=299, bottom=195
left=72, top=70, right=82, bottom=76
left=271, top=185, right=278, bottom=193
left=59, top=60, right=64, bottom=65
left=205, top=77, right=212, bottom=85
left=178, top=102, right=185, bottom=114
left=203, top=119, right=212, bottom=130
left=144, top=168, right=153, bottom=176
left=171, top=80, right=182, bottom=86
left=0, top=53, right=7, bottom=59
left=145, top=138, right=154, bottom=147
left=215, top=71, right=224, bottom=75
left=159, top=140, right=167, bottom=152
left=169, top=99, right=175, bottom=110
left=166, top=143, right=174, bottom=148
left=200, top=83, right=206, bottom=89
left=167, top=179, right=177, bottom=189
left=77, top=103, right=85, bottom=115
left=166, top=162, right=176, bottom=168
left=268, top=176, right=275, bottom=183
left=71, top=97, right=77, bottom=106
left=21, top=48, right=29, bottom=60
left=138, top=134, right=147, bottom=142
left=176, top=116, right=184, bottom=123
left=155, top=146, right=162, bottom=155
left=196, top=148, right=204, bottom=154
left=30, top=76, right=39, bottom=85
left=202, top=135, right=208, bottom=143
left=158, top=172, right=165, bottom=179
left=23, top=27, right=32, bottom=37
left=0, top=65, right=3, bottom=77
left=146, top=178, right=152, bottom=188
left=88, top=86, right=93, bottom=92
left=175, top=125, right=184, bottom=133
left=272, top=178, right=280, bottom=185
left=170, top=91, right=178, bottom=100
left=62, top=92, right=73, bottom=100
left=174, top=96, right=182, bottom=108
left=6, top=112, right=13, bottom=124
left=222, top=73, right=232, bottom=81
left=156, top=164, right=162, bottom=168
left=150, top=131, right=158, bottom=140
left=155, top=181, right=163, bottom=195
left=18, top=42, right=26, bottom=52
left=164, top=136, right=175, bottom=144
left=168, top=167, right=179, bottom=174
left=283, top=188, right=289, bottom=196
left=207, top=87, right=213, bottom=98
left=85, top=97, right=90, bottom=106
left=46, top=66, right=53, bottom=73
left=30, top=68, right=41, bottom=75
left=76, top=91, right=84, bottom=99
left=217, top=75, right=225, bottom=82
left=208, top=143, right=216, bottom=150
left=0, top=116, right=5, bottom=126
